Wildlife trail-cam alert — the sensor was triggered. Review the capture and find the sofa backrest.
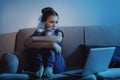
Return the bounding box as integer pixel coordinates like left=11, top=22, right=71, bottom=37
left=85, top=26, right=120, bottom=46
left=15, top=27, right=84, bottom=67
left=14, top=26, right=120, bottom=68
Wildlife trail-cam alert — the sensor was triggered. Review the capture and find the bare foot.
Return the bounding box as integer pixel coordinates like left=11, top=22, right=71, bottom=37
left=43, top=66, right=54, bottom=78
left=35, top=66, right=44, bottom=78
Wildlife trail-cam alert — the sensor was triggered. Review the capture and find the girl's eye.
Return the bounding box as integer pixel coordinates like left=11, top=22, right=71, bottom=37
left=49, top=21, right=58, bottom=24
left=49, top=21, right=54, bottom=23
left=56, top=21, right=58, bottom=24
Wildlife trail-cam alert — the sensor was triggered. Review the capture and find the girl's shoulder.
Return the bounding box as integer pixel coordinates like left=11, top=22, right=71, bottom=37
left=55, top=28, right=63, bottom=33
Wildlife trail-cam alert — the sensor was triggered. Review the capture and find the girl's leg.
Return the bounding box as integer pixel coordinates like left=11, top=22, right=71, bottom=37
left=27, top=49, right=44, bottom=77
left=35, top=53, right=44, bottom=77
left=43, top=50, right=56, bottom=78
left=53, top=53, right=66, bottom=74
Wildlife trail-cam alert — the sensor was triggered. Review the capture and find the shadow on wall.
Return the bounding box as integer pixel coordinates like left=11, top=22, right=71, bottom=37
left=0, top=32, right=17, bottom=58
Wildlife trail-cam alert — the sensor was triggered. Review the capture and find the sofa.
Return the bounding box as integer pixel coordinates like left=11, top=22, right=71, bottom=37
left=0, top=26, right=120, bottom=80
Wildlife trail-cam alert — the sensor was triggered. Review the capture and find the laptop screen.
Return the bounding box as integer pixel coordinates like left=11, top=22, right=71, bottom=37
left=82, top=47, right=115, bottom=76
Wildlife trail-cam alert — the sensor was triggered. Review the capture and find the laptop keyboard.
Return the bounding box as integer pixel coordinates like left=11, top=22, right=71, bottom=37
left=63, top=69, right=83, bottom=78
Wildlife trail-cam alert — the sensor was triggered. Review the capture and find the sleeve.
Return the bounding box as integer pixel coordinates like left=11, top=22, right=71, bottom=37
left=55, top=29, right=64, bottom=47
left=55, top=29, right=64, bottom=38
left=32, top=30, right=44, bottom=36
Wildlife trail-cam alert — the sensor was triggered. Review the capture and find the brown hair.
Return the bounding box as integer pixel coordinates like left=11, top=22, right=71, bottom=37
left=41, top=7, right=59, bottom=22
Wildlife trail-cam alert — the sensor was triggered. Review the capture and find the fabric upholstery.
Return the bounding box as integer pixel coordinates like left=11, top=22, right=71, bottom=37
left=1, top=27, right=120, bottom=79
left=97, top=68, right=120, bottom=79
left=0, top=53, right=19, bottom=73
left=0, top=73, right=28, bottom=80
left=80, top=74, right=97, bottom=80
left=85, top=26, right=120, bottom=46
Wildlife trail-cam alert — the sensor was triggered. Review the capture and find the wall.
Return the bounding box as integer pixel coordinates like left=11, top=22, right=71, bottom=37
left=0, top=0, right=120, bottom=34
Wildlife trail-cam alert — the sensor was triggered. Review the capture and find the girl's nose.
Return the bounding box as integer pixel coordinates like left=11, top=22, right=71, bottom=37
left=53, top=23, right=56, bottom=27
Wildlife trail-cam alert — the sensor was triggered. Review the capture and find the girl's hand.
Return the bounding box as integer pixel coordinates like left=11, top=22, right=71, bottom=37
left=37, top=28, right=44, bottom=32
left=56, top=32, right=62, bottom=37
left=53, top=43, right=62, bottom=54
left=56, top=32, right=63, bottom=43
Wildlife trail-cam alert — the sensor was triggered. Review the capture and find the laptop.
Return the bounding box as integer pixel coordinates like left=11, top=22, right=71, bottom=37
left=64, top=47, right=115, bottom=77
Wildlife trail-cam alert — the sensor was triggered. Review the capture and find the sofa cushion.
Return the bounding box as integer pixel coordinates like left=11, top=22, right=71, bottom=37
left=0, top=53, right=19, bottom=73
left=111, top=46, right=120, bottom=68
left=80, top=74, right=97, bottom=80
left=96, top=68, right=120, bottom=79
left=0, top=73, right=28, bottom=80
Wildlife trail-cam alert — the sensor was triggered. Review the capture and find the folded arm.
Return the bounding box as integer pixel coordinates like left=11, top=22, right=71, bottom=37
left=24, top=32, right=63, bottom=54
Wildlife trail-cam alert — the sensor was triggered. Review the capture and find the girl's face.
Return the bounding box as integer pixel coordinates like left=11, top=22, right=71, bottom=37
left=43, top=15, right=59, bottom=29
